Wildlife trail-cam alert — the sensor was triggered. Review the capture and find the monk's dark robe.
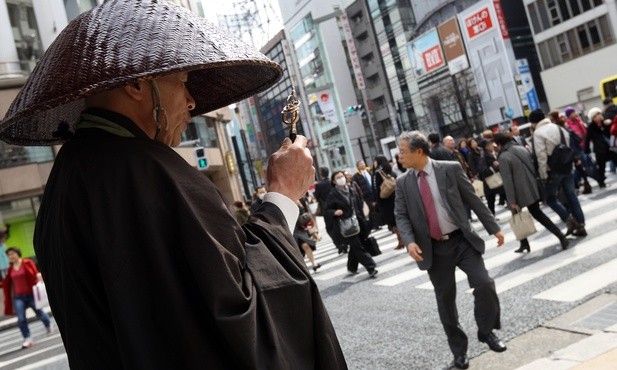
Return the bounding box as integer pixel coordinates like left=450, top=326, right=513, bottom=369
left=34, top=109, right=347, bottom=370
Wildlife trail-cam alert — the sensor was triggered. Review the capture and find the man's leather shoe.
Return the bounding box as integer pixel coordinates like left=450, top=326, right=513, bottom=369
left=451, top=354, right=469, bottom=369
left=478, top=332, right=507, bottom=352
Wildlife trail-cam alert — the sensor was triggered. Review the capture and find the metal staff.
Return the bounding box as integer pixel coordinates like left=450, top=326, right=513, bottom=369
left=281, top=87, right=300, bottom=142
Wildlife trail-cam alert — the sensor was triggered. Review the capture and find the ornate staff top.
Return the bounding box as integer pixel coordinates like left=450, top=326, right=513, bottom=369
left=281, top=87, right=300, bottom=142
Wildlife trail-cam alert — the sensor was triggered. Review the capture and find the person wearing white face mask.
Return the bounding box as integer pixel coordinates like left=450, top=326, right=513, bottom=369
left=325, top=171, right=378, bottom=277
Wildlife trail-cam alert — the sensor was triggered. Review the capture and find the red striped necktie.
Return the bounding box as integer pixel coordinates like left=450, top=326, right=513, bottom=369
left=418, top=170, right=443, bottom=240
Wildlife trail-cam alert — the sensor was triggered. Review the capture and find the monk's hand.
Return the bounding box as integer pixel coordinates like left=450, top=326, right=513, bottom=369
left=407, top=242, right=423, bottom=262
left=267, top=135, right=315, bottom=201
left=494, top=231, right=505, bottom=247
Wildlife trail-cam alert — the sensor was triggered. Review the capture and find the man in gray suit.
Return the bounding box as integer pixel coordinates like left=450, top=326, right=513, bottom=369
left=394, top=131, right=506, bottom=370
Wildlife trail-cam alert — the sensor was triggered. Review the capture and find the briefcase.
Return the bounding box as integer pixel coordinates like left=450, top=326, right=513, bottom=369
left=362, top=236, right=381, bottom=256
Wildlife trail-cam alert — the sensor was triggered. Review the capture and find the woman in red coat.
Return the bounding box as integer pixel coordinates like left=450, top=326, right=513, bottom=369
left=2, top=247, right=53, bottom=348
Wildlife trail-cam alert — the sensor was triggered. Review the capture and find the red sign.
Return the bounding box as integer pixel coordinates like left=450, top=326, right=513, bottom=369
left=422, top=45, right=445, bottom=72
left=493, top=0, right=510, bottom=39
left=464, top=7, right=493, bottom=39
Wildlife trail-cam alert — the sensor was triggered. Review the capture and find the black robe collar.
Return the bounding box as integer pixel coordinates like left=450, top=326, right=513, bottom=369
left=79, top=108, right=152, bottom=140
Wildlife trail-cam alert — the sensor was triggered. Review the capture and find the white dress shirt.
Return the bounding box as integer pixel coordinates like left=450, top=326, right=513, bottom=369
left=362, top=170, right=372, bottom=186
left=415, top=159, right=459, bottom=235
left=263, top=192, right=300, bottom=233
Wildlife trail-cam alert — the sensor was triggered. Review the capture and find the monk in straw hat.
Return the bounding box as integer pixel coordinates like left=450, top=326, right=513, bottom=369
left=0, top=1, right=346, bottom=368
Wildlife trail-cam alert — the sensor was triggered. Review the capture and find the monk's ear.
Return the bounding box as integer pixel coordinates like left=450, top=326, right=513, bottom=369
left=123, top=80, right=147, bottom=102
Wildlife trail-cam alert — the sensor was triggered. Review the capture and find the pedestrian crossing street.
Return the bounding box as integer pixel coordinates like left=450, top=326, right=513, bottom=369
left=307, top=189, right=617, bottom=303
left=0, top=321, right=66, bottom=370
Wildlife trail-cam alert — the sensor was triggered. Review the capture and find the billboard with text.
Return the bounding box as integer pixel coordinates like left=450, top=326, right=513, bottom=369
left=407, top=28, right=446, bottom=78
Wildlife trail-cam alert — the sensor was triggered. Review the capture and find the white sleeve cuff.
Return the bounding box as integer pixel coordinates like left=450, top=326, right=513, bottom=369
left=263, top=192, right=299, bottom=233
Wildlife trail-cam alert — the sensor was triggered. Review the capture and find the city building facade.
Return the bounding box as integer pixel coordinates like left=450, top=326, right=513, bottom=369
left=523, top=0, right=617, bottom=111
left=278, top=0, right=378, bottom=169
left=345, top=0, right=398, bottom=157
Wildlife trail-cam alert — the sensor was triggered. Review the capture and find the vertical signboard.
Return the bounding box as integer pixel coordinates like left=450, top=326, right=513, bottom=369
left=493, top=0, right=510, bottom=39
left=340, top=14, right=365, bottom=89
left=407, top=29, right=446, bottom=78
left=458, top=0, right=522, bottom=125
left=315, top=90, right=339, bottom=124
left=437, top=18, right=469, bottom=75
left=515, top=58, right=540, bottom=117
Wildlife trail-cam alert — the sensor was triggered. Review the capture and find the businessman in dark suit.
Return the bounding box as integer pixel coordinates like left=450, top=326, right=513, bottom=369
left=394, top=131, right=506, bottom=370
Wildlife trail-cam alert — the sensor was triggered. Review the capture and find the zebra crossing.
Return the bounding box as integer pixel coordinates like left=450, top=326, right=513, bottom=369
left=0, top=321, right=66, bottom=370
left=306, top=187, right=617, bottom=304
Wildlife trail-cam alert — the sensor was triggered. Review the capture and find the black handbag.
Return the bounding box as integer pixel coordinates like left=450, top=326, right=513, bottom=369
left=362, top=236, right=381, bottom=256
left=338, top=188, right=361, bottom=238
left=339, top=215, right=360, bottom=237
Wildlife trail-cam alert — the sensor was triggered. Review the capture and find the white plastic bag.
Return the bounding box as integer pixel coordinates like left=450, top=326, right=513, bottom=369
left=33, top=282, right=48, bottom=310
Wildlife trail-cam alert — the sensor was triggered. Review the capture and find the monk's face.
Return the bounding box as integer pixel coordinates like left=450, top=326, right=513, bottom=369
left=154, top=72, right=196, bottom=147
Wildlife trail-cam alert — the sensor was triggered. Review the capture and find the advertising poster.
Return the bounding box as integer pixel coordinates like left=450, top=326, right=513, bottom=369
left=315, top=90, right=339, bottom=124
left=437, top=17, right=469, bottom=75
left=406, top=28, right=446, bottom=78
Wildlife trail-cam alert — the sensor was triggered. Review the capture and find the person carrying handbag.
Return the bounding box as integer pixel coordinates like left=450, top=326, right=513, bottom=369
left=325, top=170, right=378, bottom=277
left=478, top=140, right=506, bottom=216
left=494, top=134, right=569, bottom=252
left=374, top=156, right=405, bottom=249
left=3, top=247, right=54, bottom=348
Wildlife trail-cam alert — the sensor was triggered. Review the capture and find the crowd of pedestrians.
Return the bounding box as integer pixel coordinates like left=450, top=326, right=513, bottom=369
left=297, top=101, right=616, bottom=369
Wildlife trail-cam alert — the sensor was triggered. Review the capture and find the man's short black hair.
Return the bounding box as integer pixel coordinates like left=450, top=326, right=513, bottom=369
left=528, top=109, right=546, bottom=124
left=427, top=133, right=440, bottom=144
left=319, top=166, right=330, bottom=179
left=493, top=133, right=512, bottom=147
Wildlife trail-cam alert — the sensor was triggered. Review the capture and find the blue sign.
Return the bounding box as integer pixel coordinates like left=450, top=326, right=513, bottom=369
left=504, top=108, right=514, bottom=118
left=526, top=88, right=539, bottom=111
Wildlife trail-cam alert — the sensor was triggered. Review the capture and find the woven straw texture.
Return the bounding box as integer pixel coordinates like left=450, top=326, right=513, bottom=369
left=0, top=0, right=282, bottom=145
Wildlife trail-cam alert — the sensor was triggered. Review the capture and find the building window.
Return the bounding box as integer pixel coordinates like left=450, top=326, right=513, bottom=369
left=547, top=0, right=561, bottom=26
left=528, top=3, right=542, bottom=34
left=6, top=1, right=44, bottom=75
left=567, top=29, right=581, bottom=58
left=557, top=0, right=571, bottom=22
left=537, top=15, right=614, bottom=69
left=532, top=0, right=604, bottom=32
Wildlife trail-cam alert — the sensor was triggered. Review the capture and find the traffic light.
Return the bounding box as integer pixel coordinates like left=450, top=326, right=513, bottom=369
left=194, top=147, right=208, bottom=171
left=345, top=104, right=364, bottom=116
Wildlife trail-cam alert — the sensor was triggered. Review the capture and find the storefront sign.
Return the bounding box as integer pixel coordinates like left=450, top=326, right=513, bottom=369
left=437, top=17, right=469, bottom=75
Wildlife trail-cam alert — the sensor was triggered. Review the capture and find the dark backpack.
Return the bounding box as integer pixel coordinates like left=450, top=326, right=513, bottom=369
left=548, top=127, right=575, bottom=174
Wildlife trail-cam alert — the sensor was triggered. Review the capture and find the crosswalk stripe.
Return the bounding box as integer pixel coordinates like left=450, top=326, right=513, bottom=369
left=415, top=206, right=614, bottom=290
left=0, top=343, right=64, bottom=367
left=313, top=239, right=404, bottom=280
left=311, top=191, right=617, bottom=293
left=532, top=258, right=617, bottom=302
left=472, top=228, right=617, bottom=295
left=14, top=354, right=68, bottom=370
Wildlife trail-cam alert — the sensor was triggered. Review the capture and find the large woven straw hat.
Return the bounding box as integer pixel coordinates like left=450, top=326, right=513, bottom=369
left=0, top=0, right=282, bottom=145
